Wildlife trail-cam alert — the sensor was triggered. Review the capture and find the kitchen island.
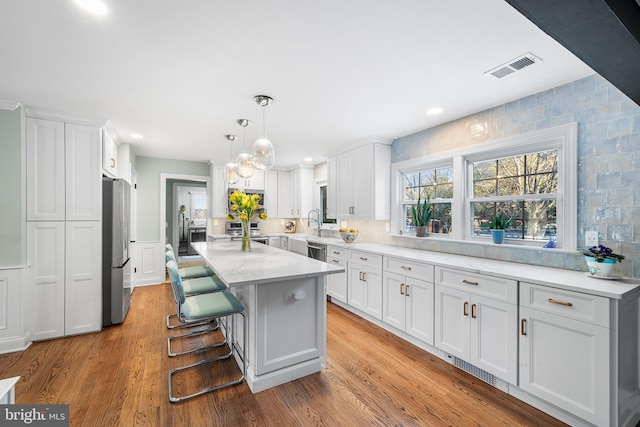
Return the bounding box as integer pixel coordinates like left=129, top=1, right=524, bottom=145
left=190, top=241, right=343, bottom=393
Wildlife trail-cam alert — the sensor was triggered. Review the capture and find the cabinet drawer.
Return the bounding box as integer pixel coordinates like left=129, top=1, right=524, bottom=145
left=436, top=267, right=517, bottom=304
left=384, top=257, right=434, bottom=282
left=349, top=250, right=382, bottom=268
left=520, top=282, right=609, bottom=327
left=327, top=246, right=348, bottom=261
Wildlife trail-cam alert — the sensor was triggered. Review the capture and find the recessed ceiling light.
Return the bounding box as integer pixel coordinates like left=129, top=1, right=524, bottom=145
left=426, top=107, right=443, bottom=116
left=304, top=157, right=313, bottom=162
left=130, top=133, right=144, bottom=139
left=74, top=0, right=108, bottom=16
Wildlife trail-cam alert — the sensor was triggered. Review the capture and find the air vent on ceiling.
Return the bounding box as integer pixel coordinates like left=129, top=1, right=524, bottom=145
left=484, top=52, right=541, bottom=79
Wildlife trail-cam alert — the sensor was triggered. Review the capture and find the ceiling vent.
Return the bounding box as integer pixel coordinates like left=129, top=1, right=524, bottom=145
left=484, top=53, right=541, bottom=79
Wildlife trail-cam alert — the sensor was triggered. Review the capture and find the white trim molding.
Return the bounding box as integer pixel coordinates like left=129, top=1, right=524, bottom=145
left=0, top=99, right=21, bottom=111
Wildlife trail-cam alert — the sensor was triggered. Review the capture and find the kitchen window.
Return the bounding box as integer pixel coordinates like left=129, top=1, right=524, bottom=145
left=391, top=123, right=577, bottom=249
left=403, top=166, right=453, bottom=234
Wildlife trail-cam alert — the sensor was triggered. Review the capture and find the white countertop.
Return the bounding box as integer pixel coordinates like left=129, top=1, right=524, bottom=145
left=191, top=241, right=344, bottom=287
left=285, top=234, right=640, bottom=300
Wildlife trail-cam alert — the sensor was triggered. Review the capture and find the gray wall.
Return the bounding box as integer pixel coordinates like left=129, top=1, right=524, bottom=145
left=391, top=74, right=640, bottom=278
left=0, top=107, right=26, bottom=267
left=135, top=156, right=209, bottom=242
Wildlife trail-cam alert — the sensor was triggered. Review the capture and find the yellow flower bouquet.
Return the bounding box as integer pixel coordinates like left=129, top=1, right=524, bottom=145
left=226, top=190, right=267, bottom=251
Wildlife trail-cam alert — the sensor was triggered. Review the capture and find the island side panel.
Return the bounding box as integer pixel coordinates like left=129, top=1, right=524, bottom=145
left=255, top=276, right=326, bottom=375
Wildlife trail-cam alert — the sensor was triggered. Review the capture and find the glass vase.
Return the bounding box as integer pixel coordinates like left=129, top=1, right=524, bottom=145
left=241, top=220, right=251, bottom=252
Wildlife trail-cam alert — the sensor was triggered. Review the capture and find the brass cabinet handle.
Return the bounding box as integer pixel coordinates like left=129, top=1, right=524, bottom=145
left=547, top=298, right=573, bottom=307
left=358, top=271, right=363, bottom=281
left=521, top=319, right=527, bottom=336
left=331, top=259, right=340, bottom=263
left=110, top=158, right=116, bottom=168
left=463, top=301, right=468, bottom=316
left=401, top=265, right=412, bottom=271
left=462, top=279, right=479, bottom=286
left=333, top=251, right=340, bottom=255
left=471, top=303, right=476, bottom=318
left=360, top=257, right=368, bottom=261
left=400, top=283, right=404, bottom=295
left=362, top=272, right=366, bottom=281
left=405, top=285, right=410, bottom=297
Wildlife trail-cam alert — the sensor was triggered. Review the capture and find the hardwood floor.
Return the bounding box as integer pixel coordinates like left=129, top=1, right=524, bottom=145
left=0, top=283, right=566, bottom=426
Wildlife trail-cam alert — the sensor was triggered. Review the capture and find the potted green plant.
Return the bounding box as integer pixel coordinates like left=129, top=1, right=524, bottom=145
left=582, top=244, right=625, bottom=277
left=412, top=195, right=432, bottom=237
left=487, top=215, right=512, bottom=244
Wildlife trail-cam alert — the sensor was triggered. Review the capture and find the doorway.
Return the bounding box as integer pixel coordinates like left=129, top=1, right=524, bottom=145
left=170, top=181, right=207, bottom=256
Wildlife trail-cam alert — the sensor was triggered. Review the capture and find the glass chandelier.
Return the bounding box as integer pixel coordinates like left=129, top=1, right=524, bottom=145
left=236, top=119, right=255, bottom=178
left=223, top=135, right=239, bottom=185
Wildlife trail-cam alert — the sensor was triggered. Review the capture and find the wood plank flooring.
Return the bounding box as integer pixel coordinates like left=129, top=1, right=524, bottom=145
left=0, top=283, right=566, bottom=426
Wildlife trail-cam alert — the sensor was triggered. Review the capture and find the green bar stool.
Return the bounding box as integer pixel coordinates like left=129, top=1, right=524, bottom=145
left=166, top=261, right=247, bottom=402
left=165, top=274, right=228, bottom=329
left=165, top=249, right=214, bottom=279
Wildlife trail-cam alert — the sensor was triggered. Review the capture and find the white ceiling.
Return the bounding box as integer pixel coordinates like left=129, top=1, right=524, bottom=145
left=0, top=0, right=594, bottom=168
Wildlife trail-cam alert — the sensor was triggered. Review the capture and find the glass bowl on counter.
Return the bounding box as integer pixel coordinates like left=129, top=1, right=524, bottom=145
left=340, top=231, right=358, bottom=243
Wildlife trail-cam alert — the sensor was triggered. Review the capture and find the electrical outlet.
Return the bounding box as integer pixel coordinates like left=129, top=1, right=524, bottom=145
left=585, top=231, right=598, bottom=247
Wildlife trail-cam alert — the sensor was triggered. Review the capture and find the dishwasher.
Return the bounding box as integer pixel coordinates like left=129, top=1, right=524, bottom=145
left=307, top=242, right=326, bottom=262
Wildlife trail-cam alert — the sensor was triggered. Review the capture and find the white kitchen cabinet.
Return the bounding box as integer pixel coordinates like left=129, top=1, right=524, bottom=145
left=65, top=221, right=102, bottom=335
left=334, top=142, right=391, bottom=220
left=326, top=156, right=337, bottom=219
left=27, top=221, right=65, bottom=340
left=348, top=250, right=383, bottom=319
left=519, top=282, right=612, bottom=426
left=234, top=170, right=264, bottom=190
left=434, top=267, right=517, bottom=384
left=264, top=170, right=278, bottom=217
left=65, top=123, right=102, bottom=221
left=326, top=246, right=348, bottom=303
left=210, top=164, right=228, bottom=217
left=277, top=171, right=293, bottom=218
left=26, top=119, right=66, bottom=221
left=291, top=167, right=313, bottom=219
left=27, top=119, right=102, bottom=221
left=26, top=117, right=103, bottom=340
left=102, top=124, right=118, bottom=178
left=382, top=257, right=435, bottom=345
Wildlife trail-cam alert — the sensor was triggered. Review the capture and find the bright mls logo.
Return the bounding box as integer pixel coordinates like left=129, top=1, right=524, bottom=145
left=0, top=405, right=69, bottom=426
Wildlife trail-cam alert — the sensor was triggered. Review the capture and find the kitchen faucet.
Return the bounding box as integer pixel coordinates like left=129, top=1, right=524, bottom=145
left=307, top=209, right=322, bottom=237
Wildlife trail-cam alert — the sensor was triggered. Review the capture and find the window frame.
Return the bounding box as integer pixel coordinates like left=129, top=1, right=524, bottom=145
left=390, top=123, right=577, bottom=250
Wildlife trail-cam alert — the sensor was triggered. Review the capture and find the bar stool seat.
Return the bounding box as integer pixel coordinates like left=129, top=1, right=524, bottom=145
left=165, top=249, right=214, bottom=279
left=166, top=274, right=227, bottom=329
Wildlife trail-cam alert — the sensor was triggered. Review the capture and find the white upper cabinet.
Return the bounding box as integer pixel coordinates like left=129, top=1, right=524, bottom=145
left=234, top=170, right=264, bottom=190
left=65, top=123, right=101, bottom=221
left=277, top=170, right=293, bottom=218
left=210, top=164, right=228, bottom=218
left=27, top=119, right=101, bottom=221
left=326, top=156, right=337, bottom=219
left=26, top=119, right=66, bottom=221
left=101, top=125, right=118, bottom=178
left=292, top=167, right=313, bottom=219
left=264, top=171, right=278, bottom=217
left=333, top=142, right=391, bottom=220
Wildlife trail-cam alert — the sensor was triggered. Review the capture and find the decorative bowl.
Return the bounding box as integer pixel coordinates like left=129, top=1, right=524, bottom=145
left=340, top=232, right=358, bottom=243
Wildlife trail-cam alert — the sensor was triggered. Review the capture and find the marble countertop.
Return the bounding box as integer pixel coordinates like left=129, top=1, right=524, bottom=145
left=191, top=241, right=344, bottom=287
left=282, top=234, right=640, bottom=300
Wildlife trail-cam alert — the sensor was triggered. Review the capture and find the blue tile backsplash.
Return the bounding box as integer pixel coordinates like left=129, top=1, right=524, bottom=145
left=391, top=74, right=640, bottom=278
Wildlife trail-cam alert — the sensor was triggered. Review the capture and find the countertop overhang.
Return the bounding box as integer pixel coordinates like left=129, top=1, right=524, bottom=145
left=191, top=241, right=344, bottom=287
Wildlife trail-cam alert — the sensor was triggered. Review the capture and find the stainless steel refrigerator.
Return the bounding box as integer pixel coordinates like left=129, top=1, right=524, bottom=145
left=102, top=177, right=132, bottom=326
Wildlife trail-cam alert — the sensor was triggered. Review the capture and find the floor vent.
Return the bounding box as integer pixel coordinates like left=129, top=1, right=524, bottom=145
left=484, top=52, right=541, bottom=79
left=446, top=354, right=497, bottom=387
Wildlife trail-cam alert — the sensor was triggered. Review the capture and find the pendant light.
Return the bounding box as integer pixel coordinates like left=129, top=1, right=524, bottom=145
left=236, top=119, right=255, bottom=178
left=251, top=95, right=276, bottom=170
left=223, top=135, right=239, bottom=185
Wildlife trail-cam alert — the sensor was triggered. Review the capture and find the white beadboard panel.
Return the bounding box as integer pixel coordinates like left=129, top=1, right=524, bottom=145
left=133, top=242, right=165, bottom=286
left=0, top=268, right=31, bottom=354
